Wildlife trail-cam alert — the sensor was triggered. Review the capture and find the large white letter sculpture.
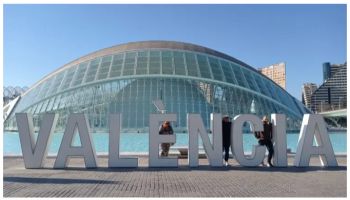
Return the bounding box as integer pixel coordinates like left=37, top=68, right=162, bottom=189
left=187, top=113, right=223, bottom=167
left=232, top=114, right=265, bottom=166
left=149, top=114, right=177, bottom=167
left=294, top=114, right=338, bottom=167
left=271, top=114, right=287, bottom=167
left=108, top=114, right=138, bottom=167
left=16, top=113, right=58, bottom=168
left=54, top=114, right=97, bottom=168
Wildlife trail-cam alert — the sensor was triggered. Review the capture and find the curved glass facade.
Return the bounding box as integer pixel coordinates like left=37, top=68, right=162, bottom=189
left=4, top=41, right=310, bottom=132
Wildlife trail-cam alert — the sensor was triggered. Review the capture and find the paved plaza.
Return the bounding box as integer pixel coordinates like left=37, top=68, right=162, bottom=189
left=3, top=155, right=347, bottom=197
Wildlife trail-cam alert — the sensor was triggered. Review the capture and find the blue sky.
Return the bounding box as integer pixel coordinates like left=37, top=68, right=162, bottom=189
left=3, top=4, right=347, bottom=100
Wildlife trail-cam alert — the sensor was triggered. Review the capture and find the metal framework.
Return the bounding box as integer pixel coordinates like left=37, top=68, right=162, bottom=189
left=4, top=41, right=310, bottom=132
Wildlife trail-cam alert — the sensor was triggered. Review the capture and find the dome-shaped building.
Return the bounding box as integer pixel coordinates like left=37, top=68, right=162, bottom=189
left=4, top=41, right=310, bottom=132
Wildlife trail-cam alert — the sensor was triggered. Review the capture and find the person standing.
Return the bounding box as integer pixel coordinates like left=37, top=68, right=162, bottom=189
left=222, top=116, right=232, bottom=166
left=159, top=121, right=174, bottom=157
left=255, top=116, right=274, bottom=167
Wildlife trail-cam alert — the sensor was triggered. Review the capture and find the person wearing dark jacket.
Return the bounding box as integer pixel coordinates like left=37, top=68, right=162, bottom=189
left=222, top=116, right=232, bottom=166
left=159, top=121, right=174, bottom=156
left=255, top=116, right=274, bottom=167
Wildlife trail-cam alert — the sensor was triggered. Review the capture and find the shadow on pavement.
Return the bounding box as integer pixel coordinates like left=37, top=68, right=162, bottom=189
left=3, top=176, right=120, bottom=184
left=37, top=165, right=347, bottom=173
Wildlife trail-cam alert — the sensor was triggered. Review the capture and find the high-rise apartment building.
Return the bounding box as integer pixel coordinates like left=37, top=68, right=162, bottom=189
left=258, top=62, right=286, bottom=89
left=311, top=62, right=347, bottom=113
left=323, top=62, right=344, bottom=83
left=302, top=83, right=318, bottom=109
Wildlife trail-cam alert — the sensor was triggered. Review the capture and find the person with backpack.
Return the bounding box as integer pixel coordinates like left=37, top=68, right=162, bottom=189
left=159, top=121, right=174, bottom=157
left=254, top=116, right=274, bottom=167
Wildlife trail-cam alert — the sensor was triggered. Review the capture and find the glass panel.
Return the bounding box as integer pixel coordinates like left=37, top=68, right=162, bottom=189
left=173, top=51, right=186, bottom=75
left=262, top=99, right=273, bottom=113
left=283, top=94, right=298, bottom=114
left=27, top=104, right=37, bottom=114
left=197, top=54, right=212, bottom=79
left=46, top=71, right=65, bottom=96
left=245, top=92, right=255, bottom=114
left=253, top=74, right=270, bottom=97
left=30, top=104, right=39, bottom=114
left=84, top=58, right=101, bottom=83
left=123, top=52, right=136, bottom=76
left=269, top=100, right=278, bottom=113
left=63, top=91, right=74, bottom=108
left=71, top=62, right=88, bottom=87
left=52, top=94, right=61, bottom=110
left=185, top=52, right=198, bottom=77
left=220, top=60, right=236, bottom=84
left=241, top=69, right=259, bottom=92
left=26, top=85, right=43, bottom=108
left=214, top=85, right=223, bottom=100
left=97, top=56, right=112, bottom=80
left=39, top=77, right=54, bottom=98
left=208, top=57, right=224, bottom=81
left=266, top=98, right=276, bottom=114
left=161, top=51, right=173, bottom=74
left=39, top=99, right=49, bottom=113
left=58, top=93, right=68, bottom=109
left=255, top=96, right=266, bottom=116
left=242, top=90, right=251, bottom=113
left=192, top=82, right=199, bottom=101
left=226, top=88, right=236, bottom=115
left=266, top=80, right=280, bottom=102
left=45, top=97, right=56, bottom=112
left=149, top=51, right=161, bottom=74
left=275, top=87, right=289, bottom=105
left=109, top=53, right=124, bottom=77
left=231, top=63, right=248, bottom=88
left=292, top=98, right=305, bottom=116
left=235, top=89, right=244, bottom=113
left=136, top=51, right=148, bottom=75
left=34, top=102, right=44, bottom=114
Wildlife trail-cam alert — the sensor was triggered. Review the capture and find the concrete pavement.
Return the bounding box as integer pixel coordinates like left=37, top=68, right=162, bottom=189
left=3, top=156, right=347, bottom=197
